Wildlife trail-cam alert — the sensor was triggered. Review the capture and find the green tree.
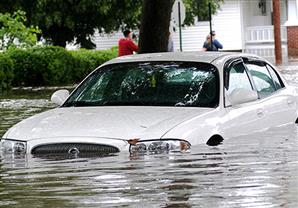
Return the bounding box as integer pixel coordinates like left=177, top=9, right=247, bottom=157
left=0, top=10, right=40, bottom=50
left=183, top=0, right=223, bottom=25
left=0, top=0, right=222, bottom=50
left=0, top=0, right=142, bottom=48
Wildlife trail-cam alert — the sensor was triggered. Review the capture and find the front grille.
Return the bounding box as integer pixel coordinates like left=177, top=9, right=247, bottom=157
left=31, top=143, right=120, bottom=155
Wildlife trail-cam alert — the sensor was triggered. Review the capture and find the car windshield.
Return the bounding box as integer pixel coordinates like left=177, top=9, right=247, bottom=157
left=63, top=62, right=219, bottom=108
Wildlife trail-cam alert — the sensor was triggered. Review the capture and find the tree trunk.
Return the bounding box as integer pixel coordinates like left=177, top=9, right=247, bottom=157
left=76, top=35, right=96, bottom=49
left=48, top=26, right=72, bottom=48
left=138, top=0, right=175, bottom=54
left=51, top=38, right=67, bottom=48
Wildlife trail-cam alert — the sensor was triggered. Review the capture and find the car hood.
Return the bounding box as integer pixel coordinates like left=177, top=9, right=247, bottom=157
left=4, top=106, right=213, bottom=141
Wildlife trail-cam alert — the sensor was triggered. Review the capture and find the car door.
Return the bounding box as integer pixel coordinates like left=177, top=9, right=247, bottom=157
left=222, top=59, right=267, bottom=138
left=244, top=59, right=297, bottom=127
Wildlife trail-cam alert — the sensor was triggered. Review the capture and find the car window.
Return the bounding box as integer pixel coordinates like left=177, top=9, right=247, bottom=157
left=63, top=62, right=220, bottom=108
left=77, top=70, right=112, bottom=101
left=225, top=62, right=253, bottom=94
left=245, top=62, right=276, bottom=98
left=224, top=62, right=253, bottom=106
left=266, top=64, right=284, bottom=90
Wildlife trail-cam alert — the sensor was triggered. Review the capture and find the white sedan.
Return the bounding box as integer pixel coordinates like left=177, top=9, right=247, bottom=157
left=1, top=52, right=297, bottom=155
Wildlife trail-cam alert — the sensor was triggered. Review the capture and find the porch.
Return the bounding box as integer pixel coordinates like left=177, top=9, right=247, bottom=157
left=244, top=25, right=288, bottom=62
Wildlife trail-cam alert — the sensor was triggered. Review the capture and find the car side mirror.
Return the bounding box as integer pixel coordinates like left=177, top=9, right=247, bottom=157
left=228, top=88, right=258, bottom=106
left=51, top=89, right=70, bottom=106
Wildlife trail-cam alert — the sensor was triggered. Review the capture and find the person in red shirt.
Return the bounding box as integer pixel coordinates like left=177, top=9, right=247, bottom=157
left=118, top=30, right=138, bottom=57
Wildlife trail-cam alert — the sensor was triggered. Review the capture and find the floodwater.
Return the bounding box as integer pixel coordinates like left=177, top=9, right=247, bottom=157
left=0, top=67, right=298, bottom=208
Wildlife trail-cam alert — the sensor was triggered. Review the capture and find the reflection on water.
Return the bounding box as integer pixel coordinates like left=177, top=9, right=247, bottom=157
left=0, top=68, right=298, bottom=207
left=0, top=128, right=297, bottom=208
left=0, top=89, right=56, bottom=137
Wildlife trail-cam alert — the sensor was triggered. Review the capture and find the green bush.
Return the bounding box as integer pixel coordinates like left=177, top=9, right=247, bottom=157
left=70, top=48, right=117, bottom=81
left=8, top=48, right=43, bottom=86
left=0, top=54, right=14, bottom=92
left=8, top=46, right=76, bottom=86
left=6, top=46, right=117, bottom=87
left=31, top=46, right=77, bottom=85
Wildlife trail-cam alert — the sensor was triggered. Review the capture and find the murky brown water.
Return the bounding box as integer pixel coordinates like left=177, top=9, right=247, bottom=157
left=0, top=68, right=298, bottom=208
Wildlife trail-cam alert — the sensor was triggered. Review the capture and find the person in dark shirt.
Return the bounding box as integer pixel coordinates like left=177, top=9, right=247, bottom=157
left=203, top=31, right=223, bottom=51
left=118, top=30, right=138, bottom=57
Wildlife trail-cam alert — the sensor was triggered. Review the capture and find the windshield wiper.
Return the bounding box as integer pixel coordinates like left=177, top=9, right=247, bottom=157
left=100, top=101, right=144, bottom=106
left=65, top=101, right=102, bottom=107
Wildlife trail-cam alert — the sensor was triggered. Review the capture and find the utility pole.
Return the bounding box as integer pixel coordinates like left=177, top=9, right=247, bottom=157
left=208, top=2, right=213, bottom=46
left=178, top=1, right=182, bottom=51
left=273, top=0, right=282, bottom=65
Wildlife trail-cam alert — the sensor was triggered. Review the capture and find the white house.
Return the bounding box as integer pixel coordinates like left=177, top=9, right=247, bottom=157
left=81, top=0, right=298, bottom=61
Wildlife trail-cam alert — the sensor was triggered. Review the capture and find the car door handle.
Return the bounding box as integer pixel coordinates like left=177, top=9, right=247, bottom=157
left=257, top=109, right=264, bottom=116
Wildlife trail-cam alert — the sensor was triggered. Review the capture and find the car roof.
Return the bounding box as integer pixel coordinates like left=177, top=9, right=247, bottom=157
left=103, top=51, right=265, bottom=66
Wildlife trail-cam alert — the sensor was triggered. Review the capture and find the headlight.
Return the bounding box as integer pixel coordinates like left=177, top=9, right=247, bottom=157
left=0, top=139, right=27, bottom=154
left=129, top=139, right=191, bottom=154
